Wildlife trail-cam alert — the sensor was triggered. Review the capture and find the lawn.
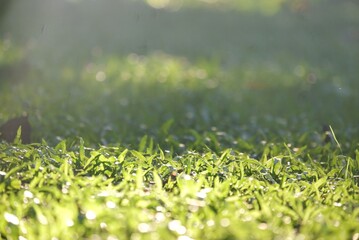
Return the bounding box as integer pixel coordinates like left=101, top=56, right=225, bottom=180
left=0, top=0, right=359, bottom=239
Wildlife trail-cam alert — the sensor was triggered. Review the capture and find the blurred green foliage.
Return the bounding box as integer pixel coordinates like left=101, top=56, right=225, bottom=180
left=0, top=39, right=23, bottom=65
left=0, top=0, right=358, bottom=150
left=149, top=0, right=341, bottom=17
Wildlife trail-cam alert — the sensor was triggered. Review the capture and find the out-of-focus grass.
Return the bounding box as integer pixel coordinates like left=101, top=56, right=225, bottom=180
left=0, top=0, right=358, bottom=154
left=1, top=51, right=358, bottom=154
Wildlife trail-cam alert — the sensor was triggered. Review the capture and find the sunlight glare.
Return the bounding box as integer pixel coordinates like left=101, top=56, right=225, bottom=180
left=4, top=212, right=20, bottom=225
left=146, top=0, right=170, bottom=9
left=96, top=71, right=106, bottom=82
left=85, top=210, right=97, bottom=220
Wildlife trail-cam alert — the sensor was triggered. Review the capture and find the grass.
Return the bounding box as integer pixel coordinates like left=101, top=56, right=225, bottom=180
left=0, top=140, right=358, bottom=239
left=1, top=0, right=359, bottom=239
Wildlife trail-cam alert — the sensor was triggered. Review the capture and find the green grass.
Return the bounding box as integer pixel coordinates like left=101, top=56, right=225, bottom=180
left=1, top=141, right=358, bottom=239
left=1, top=0, right=359, bottom=239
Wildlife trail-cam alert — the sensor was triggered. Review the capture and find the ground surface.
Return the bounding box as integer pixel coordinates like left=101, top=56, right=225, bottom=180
left=0, top=1, right=358, bottom=239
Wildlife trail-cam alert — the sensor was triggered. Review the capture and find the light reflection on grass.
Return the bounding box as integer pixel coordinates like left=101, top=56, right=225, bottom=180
left=0, top=1, right=358, bottom=239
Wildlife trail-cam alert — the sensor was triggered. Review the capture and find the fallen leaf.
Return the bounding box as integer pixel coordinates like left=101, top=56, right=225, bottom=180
left=0, top=115, right=31, bottom=144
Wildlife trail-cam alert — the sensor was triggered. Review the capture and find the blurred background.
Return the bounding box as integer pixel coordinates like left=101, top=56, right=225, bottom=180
left=2, top=0, right=358, bottom=66
left=0, top=0, right=358, bottom=150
